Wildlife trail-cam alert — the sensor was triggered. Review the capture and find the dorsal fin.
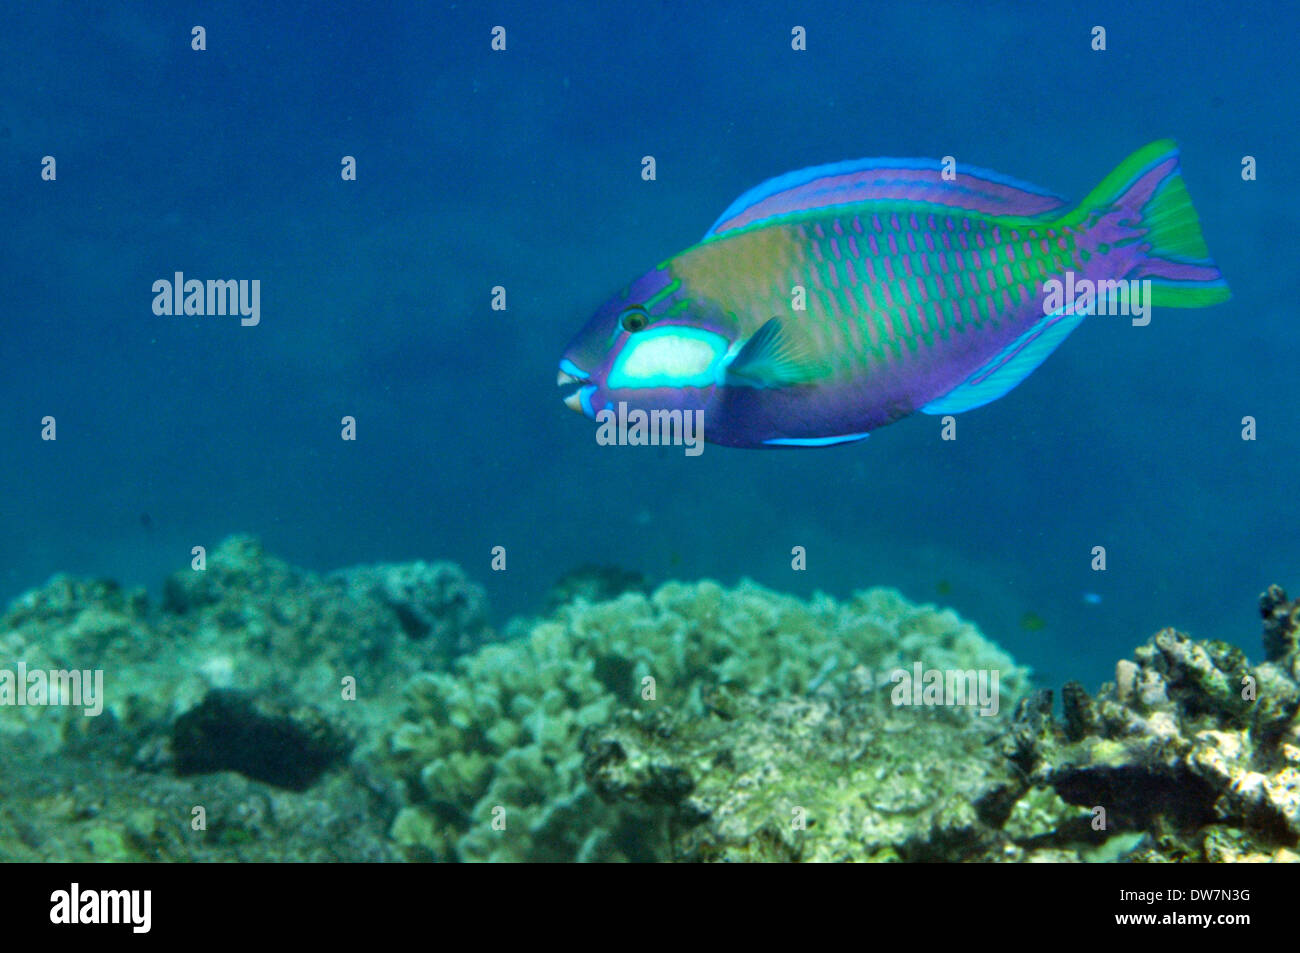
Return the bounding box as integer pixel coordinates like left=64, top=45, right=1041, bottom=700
left=704, top=156, right=1067, bottom=240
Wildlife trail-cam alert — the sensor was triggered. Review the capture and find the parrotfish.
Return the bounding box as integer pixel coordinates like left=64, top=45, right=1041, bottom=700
left=558, top=141, right=1229, bottom=448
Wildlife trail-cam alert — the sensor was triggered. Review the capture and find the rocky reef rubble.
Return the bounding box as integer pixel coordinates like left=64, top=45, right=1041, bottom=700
left=575, top=586, right=1300, bottom=863
left=999, top=585, right=1300, bottom=862
left=0, top=729, right=398, bottom=862
left=581, top=687, right=1023, bottom=862
left=0, top=536, right=487, bottom=860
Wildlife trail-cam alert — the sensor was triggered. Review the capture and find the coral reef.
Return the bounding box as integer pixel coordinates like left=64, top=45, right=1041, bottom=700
left=544, top=564, right=649, bottom=613
left=581, top=689, right=1027, bottom=861
left=330, top=560, right=492, bottom=658
left=0, top=536, right=486, bottom=861
left=1, top=536, right=492, bottom=750
left=2, top=533, right=1294, bottom=863
left=380, top=581, right=1028, bottom=861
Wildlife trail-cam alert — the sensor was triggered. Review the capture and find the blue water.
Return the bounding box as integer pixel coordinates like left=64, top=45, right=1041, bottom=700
left=2, top=0, right=1296, bottom=690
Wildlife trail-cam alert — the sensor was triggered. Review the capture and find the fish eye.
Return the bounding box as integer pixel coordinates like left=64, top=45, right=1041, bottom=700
left=620, top=307, right=649, bottom=332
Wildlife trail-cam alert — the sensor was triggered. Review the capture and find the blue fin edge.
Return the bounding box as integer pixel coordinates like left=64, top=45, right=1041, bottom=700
left=705, top=155, right=1066, bottom=239
left=763, top=432, right=871, bottom=447
left=920, top=305, right=1089, bottom=415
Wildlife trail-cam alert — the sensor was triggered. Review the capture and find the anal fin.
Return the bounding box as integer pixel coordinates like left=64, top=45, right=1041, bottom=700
left=921, top=304, right=1089, bottom=415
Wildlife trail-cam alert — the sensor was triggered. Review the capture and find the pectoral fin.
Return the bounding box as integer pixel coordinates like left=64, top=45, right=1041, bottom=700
left=724, top=317, right=827, bottom=388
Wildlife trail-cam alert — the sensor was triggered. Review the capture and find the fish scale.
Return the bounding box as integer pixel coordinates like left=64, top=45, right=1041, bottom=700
left=763, top=211, right=1064, bottom=377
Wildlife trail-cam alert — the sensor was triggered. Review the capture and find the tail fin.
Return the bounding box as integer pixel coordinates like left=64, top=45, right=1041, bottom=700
left=1074, top=140, right=1230, bottom=308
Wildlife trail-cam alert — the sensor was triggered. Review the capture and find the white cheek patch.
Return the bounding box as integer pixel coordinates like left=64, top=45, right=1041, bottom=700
left=608, top=328, right=727, bottom=389
left=623, top=336, right=714, bottom=378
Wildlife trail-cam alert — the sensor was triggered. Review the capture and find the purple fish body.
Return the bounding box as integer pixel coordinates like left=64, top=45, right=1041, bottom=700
left=559, top=141, right=1228, bottom=448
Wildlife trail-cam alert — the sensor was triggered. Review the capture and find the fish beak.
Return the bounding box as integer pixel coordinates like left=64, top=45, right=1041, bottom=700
left=557, top=366, right=593, bottom=415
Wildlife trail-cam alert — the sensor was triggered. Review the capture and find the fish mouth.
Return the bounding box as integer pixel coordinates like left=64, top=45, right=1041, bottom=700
left=557, top=362, right=594, bottom=415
